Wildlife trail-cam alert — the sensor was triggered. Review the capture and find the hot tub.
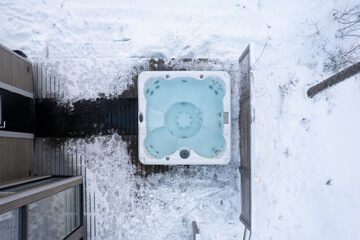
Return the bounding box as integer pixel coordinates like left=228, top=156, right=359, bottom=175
left=138, top=71, right=231, bottom=165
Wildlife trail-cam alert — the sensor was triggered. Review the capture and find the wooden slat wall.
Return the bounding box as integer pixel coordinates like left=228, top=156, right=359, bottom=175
left=0, top=47, right=12, bottom=85
left=239, top=45, right=252, bottom=230
left=0, top=137, right=33, bottom=183
left=0, top=46, right=33, bottom=93
left=0, top=45, right=34, bottom=183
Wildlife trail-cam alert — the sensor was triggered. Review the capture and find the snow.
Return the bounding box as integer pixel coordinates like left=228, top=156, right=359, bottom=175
left=71, top=134, right=241, bottom=239
left=1, top=0, right=360, bottom=239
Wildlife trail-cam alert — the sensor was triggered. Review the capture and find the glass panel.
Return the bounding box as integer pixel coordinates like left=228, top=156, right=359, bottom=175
left=0, top=209, right=19, bottom=240
left=0, top=88, right=33, bottom=133
left=28, top=186, right=80, bottom=240
left=0, top=177, right=65, bottom=193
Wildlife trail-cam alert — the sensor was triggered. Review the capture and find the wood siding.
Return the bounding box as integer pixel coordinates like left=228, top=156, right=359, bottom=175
left=0, top=45, right=33, bottom=93
left=0, top=137, right=33, bottom=183
left=0, top=45, right=34, bottom=183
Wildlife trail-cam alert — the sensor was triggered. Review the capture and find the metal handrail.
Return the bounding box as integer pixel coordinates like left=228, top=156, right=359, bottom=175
left=0, top=176, right=82, bottom=215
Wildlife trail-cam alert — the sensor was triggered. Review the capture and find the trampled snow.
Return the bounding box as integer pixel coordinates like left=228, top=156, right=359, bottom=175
left=1, top=0, right=360, bottom=239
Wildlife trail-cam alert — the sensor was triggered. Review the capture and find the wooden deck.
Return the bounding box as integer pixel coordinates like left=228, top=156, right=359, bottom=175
left=32, top=58, right=229, bottom=178
left=30, top=57, right=241, bottom=240
left=0, top=44, right=34, bottom=184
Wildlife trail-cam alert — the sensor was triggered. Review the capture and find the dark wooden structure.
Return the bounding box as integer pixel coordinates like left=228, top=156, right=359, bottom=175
left=239, top=45, right=253, bottom=234
left=0, top=44, right=34, bottom=183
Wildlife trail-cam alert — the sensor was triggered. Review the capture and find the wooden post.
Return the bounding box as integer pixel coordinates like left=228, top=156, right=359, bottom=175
left=20, top=205, right=28, bottom=240
left=192, top=221, right=200, bottom=240
left=307, top=61, right=360, bottom=98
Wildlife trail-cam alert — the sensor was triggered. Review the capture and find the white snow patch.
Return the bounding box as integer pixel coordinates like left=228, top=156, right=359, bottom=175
left=1, top=0, right=360, bottom=239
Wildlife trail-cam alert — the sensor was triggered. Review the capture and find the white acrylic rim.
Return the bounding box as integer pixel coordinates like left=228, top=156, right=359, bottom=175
left=138, top=71, right=231, bottom=165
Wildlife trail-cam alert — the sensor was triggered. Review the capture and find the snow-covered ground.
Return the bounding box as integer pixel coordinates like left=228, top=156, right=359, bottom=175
left=1, top=0, right=360, bottom=239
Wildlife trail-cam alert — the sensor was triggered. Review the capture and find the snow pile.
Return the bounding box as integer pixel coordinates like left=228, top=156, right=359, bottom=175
left=1, top=0, right=360, bottom=239
left=249, top=1, right=360, bottom=239
left=76, top=134, right=241, bottom=240
left=44, top=58, right=149, bottom=101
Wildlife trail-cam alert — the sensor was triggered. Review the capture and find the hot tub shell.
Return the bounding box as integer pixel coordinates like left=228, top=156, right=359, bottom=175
left=138, top=71, right=231, bottom=165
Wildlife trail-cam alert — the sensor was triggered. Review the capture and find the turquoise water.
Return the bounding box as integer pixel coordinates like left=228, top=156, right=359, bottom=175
left=144, top=77, right=226, bottom=159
